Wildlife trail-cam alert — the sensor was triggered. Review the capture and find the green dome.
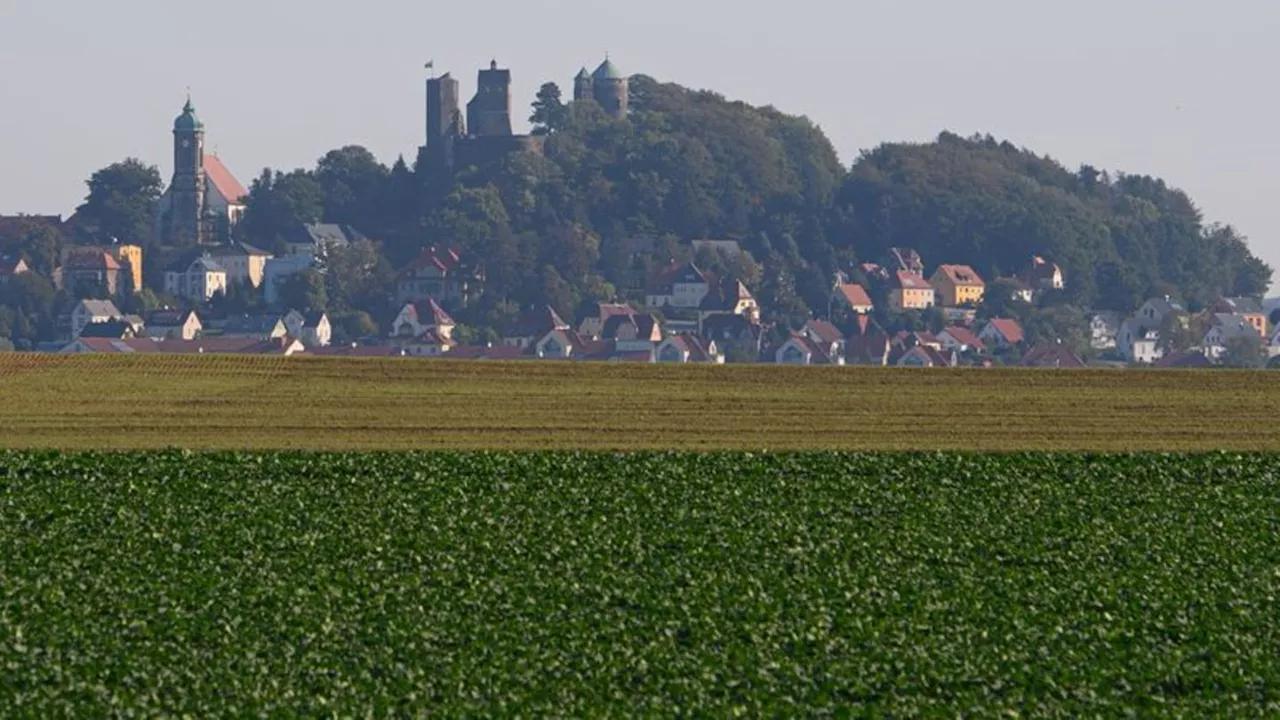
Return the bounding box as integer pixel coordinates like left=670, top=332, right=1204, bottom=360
left=174, top=97, right=204, bottom=132
left=592, top=58, right=625, bottom=81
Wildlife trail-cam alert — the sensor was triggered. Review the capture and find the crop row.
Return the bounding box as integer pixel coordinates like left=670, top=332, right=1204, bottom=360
left=1, top=451, right=1278, bottom=715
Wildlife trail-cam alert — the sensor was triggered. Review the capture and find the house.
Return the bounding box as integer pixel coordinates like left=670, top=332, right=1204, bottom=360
left=997, top=277, right=1035, bottom=303
left=888, top=272, right=935, bottom=311
left=1117, top=318, right=1162, bottom=364
left=283, top=223, right=364, bottom=261
left=163, top=255, right=228, bottom=302
left=895, top=345, right=955, bottom=367
left=1019, top=256, right=1065, bottom=291
left=263, top=255, right=315, bottom=308
left=391, top=298, right=456, bottom=340
left=893, top=330, right=942, bottom=352
left=803, top=319, right=846, bottom=357
left=503, top=306, right=570, bottom=349
left=204, top=242, right=272, bottom=288
left=1089, top=312, right=1122, bottom=351
left=55, top=249, right=123, bottom=295
left=978, top=318, right=1025, bottom=350
left=775, top=333, right=843, bottom=366
left=1204, top=297, right=1266, bottom=338
left=700, top=314, right=766, bottom=362
left=1202, top=314, right=1260, bottom=360
left=78, top=319, right=136, bottom=340
left=831, top=281, right=874, bottom=315
left=601, top=312, right=662, bottom=352
left=297, top=312, right=332, bottom=348
left=1022, top=343, right=1086, bottom=368
left=579, top=302, right=637, bottom=340
left=70, top=299, right=122, bottom=338
left=655, top=334, right=723, bottom=364
left=221, top=315, right=288, bottom=341
left=844, top=315, right=890, bottom=366
left=645, top=261, right=709, bottom=309
left=402, top=328, right=456, bottom=357
left=0, top=255, right=29, bottom=284
left=145, top=310, right=202, bottom=340
left=394, top=246, right=483, bottom=307
left=532, top=328, right=588, bottom=359
left=936, top=325, right=986, bottom=354
left=929, top=264, right=986, bottom=307
left=698, top=277, right=760, bottom=324
left=1136, top=296, right=1188, bottom=327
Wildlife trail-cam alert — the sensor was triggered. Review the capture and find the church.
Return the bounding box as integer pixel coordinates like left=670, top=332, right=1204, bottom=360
left=154, top=98, right=249, bottom=245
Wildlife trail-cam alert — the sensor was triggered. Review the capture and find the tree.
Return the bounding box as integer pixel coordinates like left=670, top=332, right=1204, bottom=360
left=2, top=272, right=56, bottom=320
left=1222, top=333, right=1266, bottom=369
left=529, top=82, right=568, bottom=135
left=325, top=239, right=391, bottom=312
left=315, top=146, right=388, bottom=230
left=1157, top=313, right=1198, bottom=356
left=0, top=219, right=65, bottom=277
left=278, top=268, right=327, bottom=312
left=76, top=159, right=163, bottom=246
left=238, top=169, right=325, bottom=249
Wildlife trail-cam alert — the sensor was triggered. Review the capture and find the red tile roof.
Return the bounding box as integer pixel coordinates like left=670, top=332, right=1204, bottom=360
left=203, top=154, right=248, bottom=203
left=804, top=319, right=844, bottom=345
left=940, top=325, right=985, bottom=351
left=983, top=318, right=1025, bottom=345
left=403, top=246, right=463, bottom=275
left=934, top=264, right=985, bottom=287
left=836, top=282, right=873, bottom=308
left=1022, top=344, right=1086, bottom=368
left=63, top=249, right=121, bottom=271
left=893, top=271, right=932, bottom=290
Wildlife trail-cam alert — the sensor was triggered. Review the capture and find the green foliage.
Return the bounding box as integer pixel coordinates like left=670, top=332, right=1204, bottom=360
left=1221, top=333, right=1266, bottom=368
left=238, top=169, right=325, bottom=252
left=1, top=452, right=1280, bottom=715
left=76, top=158, right=163, bottom=246
left=278, top=268, right=327, bottom=312
left=529, top=82, right=567, bottom=135
left=0, top=219, right=66, bottom=276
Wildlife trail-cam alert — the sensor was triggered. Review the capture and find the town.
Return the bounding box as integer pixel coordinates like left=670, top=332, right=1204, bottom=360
left=0, top=58, right=1274, bottom=369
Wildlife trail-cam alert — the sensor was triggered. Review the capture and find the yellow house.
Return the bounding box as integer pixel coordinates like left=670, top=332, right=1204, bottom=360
left=110, top=245, right=143, bottom=293
left=930, top=264, right=986, bottom=307
left=889, top=272, right=936, bottom=311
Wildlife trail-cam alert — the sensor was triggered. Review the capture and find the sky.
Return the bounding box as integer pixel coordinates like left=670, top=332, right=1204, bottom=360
left=2, top=0, right=1277, bottom=285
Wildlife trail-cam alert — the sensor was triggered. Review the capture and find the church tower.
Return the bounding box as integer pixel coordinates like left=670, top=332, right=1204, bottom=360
left=573, top=67, right=593, bottom=103
left=170, top=97, right=206, bottom=245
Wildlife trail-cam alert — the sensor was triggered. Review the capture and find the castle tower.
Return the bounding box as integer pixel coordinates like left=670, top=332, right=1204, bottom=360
left=591, top=57, right=629, bottom=118
left=573, top=67, right=593, bottom=103
left=426, top=72, right=463, bottom=144
left=169, top=97, right=207, bottom=245
left=465, top=59, right=513, bottom=137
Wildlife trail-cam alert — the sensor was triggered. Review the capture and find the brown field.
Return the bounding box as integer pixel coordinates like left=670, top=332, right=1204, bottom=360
left=0, top=353, right=1276, bottom=451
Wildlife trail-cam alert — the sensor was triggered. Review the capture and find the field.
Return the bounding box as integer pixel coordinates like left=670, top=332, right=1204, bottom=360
left=1, top=451, right=1278, bottom=715
left=2, top=353, right=1280, bottom=451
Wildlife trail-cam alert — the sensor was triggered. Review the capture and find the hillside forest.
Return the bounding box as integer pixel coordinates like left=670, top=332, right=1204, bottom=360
left=0, top=74, right=1270, bottom=350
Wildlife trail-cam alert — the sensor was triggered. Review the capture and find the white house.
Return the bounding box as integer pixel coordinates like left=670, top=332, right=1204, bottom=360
left=1089, top=312, right=1121, bottom=351
left=70, top=299, right=122, bottom=339
left=391, top=298, right=455, bottom=340
left=1136, top=297, right=1188, bottom=327
left=645, top=261, right=709, bottom=309
left=775, top=334, right=843, bottom=366
left=977, top=318, right=1025, bottom=350
left=145, top=310, right=202, bottom=340
left=655, top=334, right=723, bottom=364
left=163, top=256, right=228, bottom=302
left=205, top=242, right=272, bottom=288
left=1202, top=314, right=1260, bottom=360
left=1117, top=318, right=1162, bottom=363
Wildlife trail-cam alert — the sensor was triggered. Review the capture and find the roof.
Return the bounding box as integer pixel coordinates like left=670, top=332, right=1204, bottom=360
left=648, top=261, right=707, bottom=293
left=1023, top=256, right=1062, bottom=281
left=940, top=325, right=985, bottom=351
left=405, top=298, right=455, bottom=327
left=146, top=309, right=195, bottom=327
left=203, top=154, right=248, bottom=204
left=0, top=254, right=27, bottom=276
left=661, top=334, right=716, bottom=362
left=76, top=299, right=121, bottom=317
left=700, top=277, right=754, bottom=312
left=1214, top=297, right=1265, bottom=315
left=190, top=256, right=225, bottom=273
left=700, top=313, right=761, bottom=341
left=601, top=312, right=660, bottom=341
left=892, top=271, right=932, bottom=291
left=222, top=315, right=284, bottom=335
left=401, top=246, right=464, bottom=276
left=848, top=314, right=886, bottom=338
left=174, top=97, right=203, bottom=132
left=286, top=223, right=365, bottom=249
left=933, top=264, right=985, bottom=287
left=845, top=334, right=891, bottom=365
left=896, top=345, right=953, bottom=367
left=507, top=306, right=570, bottom=339
left=1144, top=297, right=1187, bottom=316
left=78, top=320, right=135, bottom=339
left=804, top=319, right=844, bottom=346
left=575, top=67, right=591, bottom=80
left=983, top=318, right=1025, bottom=344
left=836, top=282, right=873, bottom=308
left=1022, top=344, right=1086, bottom=368
left=63, top=249, right=121, bottom=271
left=781, top=333, right=838, bottom=365
left=593, top=57, right=625, bottom=81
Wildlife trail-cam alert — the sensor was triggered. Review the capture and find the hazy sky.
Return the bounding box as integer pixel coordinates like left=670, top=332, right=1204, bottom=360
left=2, top=0, right=1277, bottom=282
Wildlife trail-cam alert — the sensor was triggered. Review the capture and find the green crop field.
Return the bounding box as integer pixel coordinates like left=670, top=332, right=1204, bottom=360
left=1, top=452, right=1278, bottom=715
left=2, top=353, right=1280, bottom=451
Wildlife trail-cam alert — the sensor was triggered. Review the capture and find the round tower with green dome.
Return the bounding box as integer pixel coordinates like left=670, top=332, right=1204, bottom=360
left=575, top=56, right=628, bottom=118
left=169, top=96, right=207, bottom=244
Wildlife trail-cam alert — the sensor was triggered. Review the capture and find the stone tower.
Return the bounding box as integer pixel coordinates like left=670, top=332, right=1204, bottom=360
left=169, top=97, right=206, bottom=245
left=573, top=67, right=593, bottom=103
left=426, top=72, right=464, bottom=144
left=466, top=60, right=513, bottom=137
left=590, top=57, right=628, bottom=118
